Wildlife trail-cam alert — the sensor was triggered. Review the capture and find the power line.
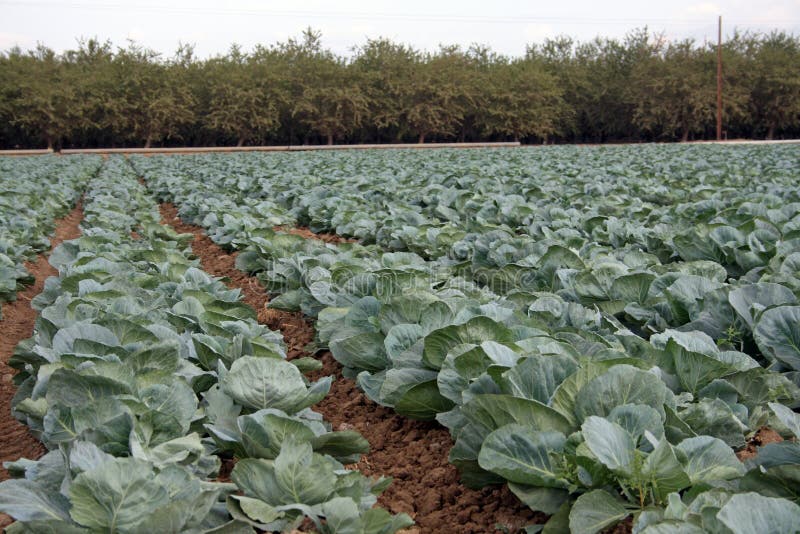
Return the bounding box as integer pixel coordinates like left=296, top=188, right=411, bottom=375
left=1, top=0, right=799, bottom=27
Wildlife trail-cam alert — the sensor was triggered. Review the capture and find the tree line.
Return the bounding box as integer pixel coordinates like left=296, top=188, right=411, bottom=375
left=1, top=28, right=798, bottom=149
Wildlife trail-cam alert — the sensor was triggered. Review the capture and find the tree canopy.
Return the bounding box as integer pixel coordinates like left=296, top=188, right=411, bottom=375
left=0, top=29, right=798, bottom=148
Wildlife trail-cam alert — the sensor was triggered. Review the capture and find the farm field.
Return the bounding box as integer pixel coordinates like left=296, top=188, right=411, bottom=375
left=1, top=144, right=800, bottom=533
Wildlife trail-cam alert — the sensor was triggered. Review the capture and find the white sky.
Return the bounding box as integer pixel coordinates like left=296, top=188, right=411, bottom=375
left=1, top=0, right=799, bottom=58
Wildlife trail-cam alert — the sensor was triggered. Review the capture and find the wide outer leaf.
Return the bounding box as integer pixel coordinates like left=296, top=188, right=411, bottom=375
left=330, top=332, right=389, bottom=372
left=568, top=489, right=629, bottom=534
left=574, top=364, right=669, bottom=423
left=499, top=353, right=578, bottom=405
left=478, top=423, right=567, bottom=487
left=676, top=436, right=745, bottom=484
left=0, top=479, right=72, bottom=522
left=69, top=458, right=169, bottom=531
left=581, top=416, right=635, bottom=475
left=230, top=459, right=283, bottom=506
left=423, top=316, right=514, bottom=370
left=717, top=493, right=800, bottom=534
left=395, top=380, right=455, bottom=420
left=754, top=305, right=800, bottom=371
left=462, top=394, right=573, bottom=435
left=273, top=442, right=337, bottom=505
left=642, top=438, right=691, bottom=502
left=222, top=356, right=331, bottom=413
left=507, top=483, right=570, bottom=515
left=769, top=402, right=800, bottom=439
left=728, top=283, right=796, bottom=329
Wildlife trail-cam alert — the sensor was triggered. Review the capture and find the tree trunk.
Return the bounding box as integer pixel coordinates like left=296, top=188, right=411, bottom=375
left=418, top=133, right=426, bottom=144
left=144, top=134, right=152, bottom=149
left=46, top=136, right=53, bottom=151
left=237, top=136, right=245, bottom=147
left=681, top=129, right=689, bottom=143
left=327, top=134, right=334, bottom=145
left=766, top=124, right=775, bottom=140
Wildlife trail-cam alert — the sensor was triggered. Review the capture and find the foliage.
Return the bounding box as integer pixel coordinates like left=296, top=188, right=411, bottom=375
left=0, top=156, right=411, bottom=532
left=2, top=30, right=800, bottom=147
left=0, top=156, right=99, bottom=318
left=134, top=144, right=800, bottom=531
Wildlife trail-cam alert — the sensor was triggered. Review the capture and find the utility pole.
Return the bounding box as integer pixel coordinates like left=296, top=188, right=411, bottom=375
left=716, top=15, right=723, bottom=140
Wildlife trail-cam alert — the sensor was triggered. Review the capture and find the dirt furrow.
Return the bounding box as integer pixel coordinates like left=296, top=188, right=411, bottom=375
left=0, top=203, right=84, bottom=527
left=273, top=225, right=357, bottom=245
left=159, top=203, right=542, bottom=533
left=160, top=203, right=314, bottom=357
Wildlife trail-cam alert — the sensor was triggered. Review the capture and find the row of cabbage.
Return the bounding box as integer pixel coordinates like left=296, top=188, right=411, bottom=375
left=0, top=157, right=412, bottom=533
left=0, top=156, right=101, bottom=319
left=130, top=145, right=800, bottom=269
left=133, top=146, right=800, bottom=389
left=132, top=146, right=800, bottom=348
left=134, top=146, right=800, bottom=532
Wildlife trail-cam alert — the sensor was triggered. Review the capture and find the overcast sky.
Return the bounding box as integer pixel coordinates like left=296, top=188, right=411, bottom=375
left=1, top=0, right=799, bottom=58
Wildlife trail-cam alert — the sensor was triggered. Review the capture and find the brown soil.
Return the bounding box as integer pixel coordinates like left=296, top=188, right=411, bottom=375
left=309, top=352, right=543, bottom=533
left=159, top=203, right=542, bottom=533
left=274, top=225, right=357, bottom=245
left=604, top=517, right=633, bottom=533
left=160, top=204, right=313, bottom=357
left=0, top=203, right=84, bottom=528
left=217, top=457, right=236, bottom=483
left=736, top=426, right=784, bottom=461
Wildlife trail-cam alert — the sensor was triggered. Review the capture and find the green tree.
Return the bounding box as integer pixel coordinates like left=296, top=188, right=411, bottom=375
left=748, top=32, right=800, bottom=139
left=60, top=38, right=116, bottom=148
left=203, top=45, right=280, bottom=146
left=1, top=30, right=799, bottom=148
left=112, top=42, right=196, bottom=147
left=479, top=57, right=564, bottom=142
left=528, top=36, right=590, bottom=141
left=0, top=44, right=76, bottom=149
left=631, top=36, right=750, bottom=141
left=630, top=39, right=713, bottom=141
left=294, top=52, right=370, bottom=145
left=405, top=46, right=478, bottom=143
left=352, top=38, right=417, bottom=142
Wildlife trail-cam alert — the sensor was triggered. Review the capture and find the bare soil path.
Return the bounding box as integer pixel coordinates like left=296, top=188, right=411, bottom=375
left=159, top=203, right=541, bottom=533
left=0, top=203, right=84, bottom=527
left=274, top=225, right=357, bottom=245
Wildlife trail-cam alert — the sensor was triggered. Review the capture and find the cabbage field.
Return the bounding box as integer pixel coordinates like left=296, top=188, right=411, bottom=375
left=1, top=144, right=800, bottom=533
